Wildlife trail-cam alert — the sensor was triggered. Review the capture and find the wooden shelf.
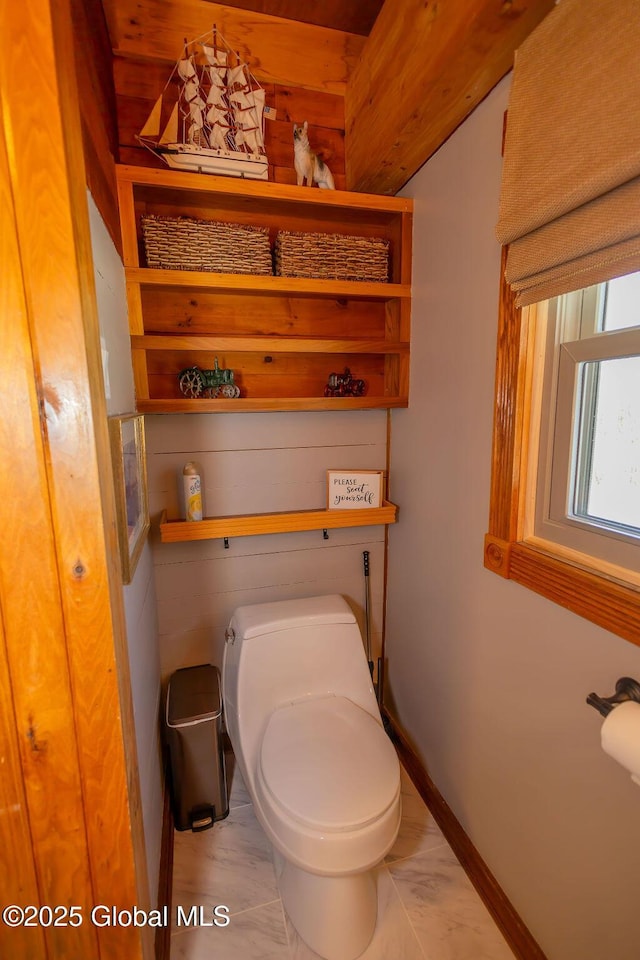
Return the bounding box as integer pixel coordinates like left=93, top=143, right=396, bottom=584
left=138, top=396, right=408, bottom=413
left=128, top=267, right=411, bottom=301
left=159, top=502, right=398, bottom=542
left=116, top=165, right=412, bottom=413
left=116, top=164, right=412, bottom=216
left=132, top=335, right=409, bottom=355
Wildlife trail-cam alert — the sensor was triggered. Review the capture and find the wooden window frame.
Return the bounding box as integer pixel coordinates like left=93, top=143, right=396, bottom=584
left=484, top=249, right=640, bottom=647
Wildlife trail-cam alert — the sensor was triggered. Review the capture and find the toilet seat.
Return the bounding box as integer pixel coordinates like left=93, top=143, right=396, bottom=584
left=259, top=696, right=399, bottom=833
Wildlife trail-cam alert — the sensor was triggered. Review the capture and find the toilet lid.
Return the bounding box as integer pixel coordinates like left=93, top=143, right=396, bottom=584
left=259, top=697, right=399, bottom=831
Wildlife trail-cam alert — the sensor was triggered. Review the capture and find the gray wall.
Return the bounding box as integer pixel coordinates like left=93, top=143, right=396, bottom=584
left=89, top=193, right=164, bottom=909
left=386, top=76, right=640, bottom=960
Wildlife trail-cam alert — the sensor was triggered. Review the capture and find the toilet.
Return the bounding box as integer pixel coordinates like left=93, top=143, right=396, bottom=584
left=222, top=594, right=401, bottom=960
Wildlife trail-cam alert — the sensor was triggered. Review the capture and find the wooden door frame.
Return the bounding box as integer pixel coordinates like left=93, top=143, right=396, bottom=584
left=0, top=0, right=150, bottom=957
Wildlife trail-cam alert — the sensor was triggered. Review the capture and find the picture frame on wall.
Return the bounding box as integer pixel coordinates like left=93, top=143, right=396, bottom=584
left=109, top=414, right=150, bottom=584
left=326, top=470, right=385, bottom=510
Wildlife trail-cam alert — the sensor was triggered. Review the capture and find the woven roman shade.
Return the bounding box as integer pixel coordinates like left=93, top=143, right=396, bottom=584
left=496, top=0, right=640, bottom=306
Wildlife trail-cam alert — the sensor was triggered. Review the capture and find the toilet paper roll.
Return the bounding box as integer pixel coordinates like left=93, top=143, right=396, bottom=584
left=601, top=700, right=640, bottom=787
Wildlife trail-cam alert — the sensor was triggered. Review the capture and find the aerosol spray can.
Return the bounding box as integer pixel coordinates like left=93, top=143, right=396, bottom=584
left=183, top=462, right=203, bottom=521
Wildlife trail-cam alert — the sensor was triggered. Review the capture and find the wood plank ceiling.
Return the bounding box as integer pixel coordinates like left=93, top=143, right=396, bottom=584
left=101, top=0, right=556, bottom=195
left=207, top=0, right=385, bottom=35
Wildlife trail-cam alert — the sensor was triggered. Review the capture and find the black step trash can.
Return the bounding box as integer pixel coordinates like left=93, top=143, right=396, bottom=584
left=165, top=664, right=229, bottom=831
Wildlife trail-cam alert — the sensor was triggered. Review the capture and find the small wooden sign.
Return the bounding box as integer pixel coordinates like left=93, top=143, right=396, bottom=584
left=327, top=470, right=384, bottom=510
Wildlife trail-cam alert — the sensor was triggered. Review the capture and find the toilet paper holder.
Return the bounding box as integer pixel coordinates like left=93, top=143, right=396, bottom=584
left=586, top=677, right=640, bottom=717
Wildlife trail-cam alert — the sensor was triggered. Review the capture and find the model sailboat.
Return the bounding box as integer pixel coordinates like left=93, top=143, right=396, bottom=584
left=138, top=28, right=268, bottom=180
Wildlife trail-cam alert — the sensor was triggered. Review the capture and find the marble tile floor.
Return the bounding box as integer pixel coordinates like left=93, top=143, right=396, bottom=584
left=171, top=752, right=516, bottom=960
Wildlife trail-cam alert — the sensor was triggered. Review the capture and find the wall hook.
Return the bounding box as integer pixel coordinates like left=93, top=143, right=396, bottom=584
left=586, top=676, right=640, bottom=717
left=223, top=537, right=230, bottom=549
left=322, top=529, right=329, bottom=540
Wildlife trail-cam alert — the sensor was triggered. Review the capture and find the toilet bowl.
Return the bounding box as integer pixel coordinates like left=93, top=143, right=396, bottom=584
left=222, top=594, right=401, bottom=960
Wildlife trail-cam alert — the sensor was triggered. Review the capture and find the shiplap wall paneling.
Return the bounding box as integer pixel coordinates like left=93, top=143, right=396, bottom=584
left=154, top=530, right=386, bottom=681
left=145, top=411, right=388, bottom=680
left=150, top=438, right=386, bottom=518
left=146, top=411, right=388, bottom=517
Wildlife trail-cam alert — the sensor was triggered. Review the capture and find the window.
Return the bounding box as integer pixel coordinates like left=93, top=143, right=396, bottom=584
left=484, top=255, right=640, bottom=647
left=534, top=272, right=640, bottom=578
left=488, top=0, right=640, bottom=646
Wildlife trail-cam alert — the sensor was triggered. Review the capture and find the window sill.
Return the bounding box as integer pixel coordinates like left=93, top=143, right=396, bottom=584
left=484, top=534, right=640, bottom=644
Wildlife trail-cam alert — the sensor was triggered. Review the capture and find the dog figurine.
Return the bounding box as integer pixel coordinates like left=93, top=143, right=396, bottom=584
left=293, top=121, right=335, bottom=189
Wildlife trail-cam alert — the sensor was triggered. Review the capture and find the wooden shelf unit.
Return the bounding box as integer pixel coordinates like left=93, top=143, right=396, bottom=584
left=116, top=165, right=412, bottom=413
left=159, top=502, right=398, bottom=543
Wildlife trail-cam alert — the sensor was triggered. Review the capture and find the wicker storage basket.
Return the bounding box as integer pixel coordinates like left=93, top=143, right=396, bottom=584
left=275, top=230, right=389, bottom=282
left=141, top=214, right=273, bottom=275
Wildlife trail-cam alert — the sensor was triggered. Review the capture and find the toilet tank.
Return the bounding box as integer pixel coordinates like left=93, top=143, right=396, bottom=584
left=222, top=595, right=380, bottom=777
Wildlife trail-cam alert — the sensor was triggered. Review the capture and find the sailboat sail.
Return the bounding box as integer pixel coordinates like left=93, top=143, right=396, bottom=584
left=159, top=104, right=179, bottom=146
left=139, top=94, right=162, bottom=139
left=137, top=28, right=268, bottom=180
left=202, top=44, right=233, bottom=151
